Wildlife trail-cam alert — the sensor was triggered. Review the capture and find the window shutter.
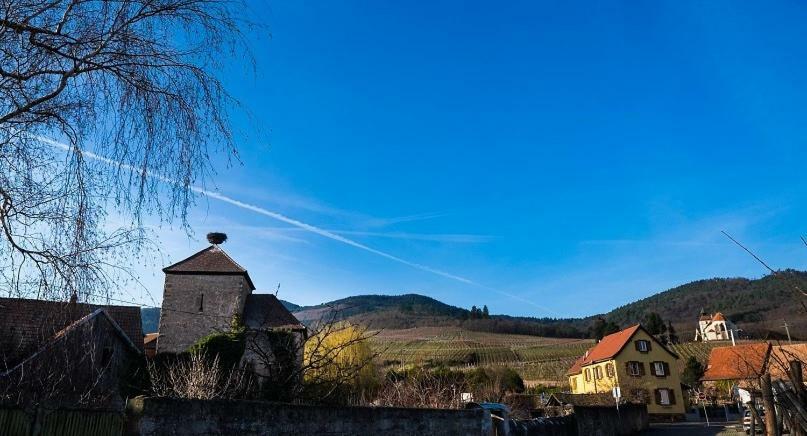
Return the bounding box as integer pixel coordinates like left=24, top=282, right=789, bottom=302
left=635, top=341, right=640, bottom=351
left=663, top=362, right=670, bottom=377
left=654, top=389, right=661, bottom=405
left=669, top=389, right=676, bottom=405
left=625, top=362, right=631, bottom=375
left=646, top=341, right=652, bottom=351
left=638, top=362, right=645, bottom=376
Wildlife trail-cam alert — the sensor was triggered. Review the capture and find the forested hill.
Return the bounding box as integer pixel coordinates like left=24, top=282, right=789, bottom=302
left=604, top=270, right=807, bottom=339
left=290, top=294, right=588, bottom=338
left=141, top=271, right=806, bottom=339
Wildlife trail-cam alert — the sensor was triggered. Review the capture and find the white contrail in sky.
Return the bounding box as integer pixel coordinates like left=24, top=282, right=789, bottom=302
left=38, top=136, right=551, bottom=312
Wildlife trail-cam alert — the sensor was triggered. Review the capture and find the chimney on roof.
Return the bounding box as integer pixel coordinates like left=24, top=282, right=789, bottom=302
left=206, top=232, right=228, bottom=245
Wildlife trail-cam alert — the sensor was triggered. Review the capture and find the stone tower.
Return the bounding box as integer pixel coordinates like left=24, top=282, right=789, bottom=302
left=155, top=245, right=255, bottom=353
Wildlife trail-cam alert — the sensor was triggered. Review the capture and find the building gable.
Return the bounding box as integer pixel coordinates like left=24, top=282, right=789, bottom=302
left=613, top=326, right=679, bottom=364
left=163, top=245, right=255, bottom=290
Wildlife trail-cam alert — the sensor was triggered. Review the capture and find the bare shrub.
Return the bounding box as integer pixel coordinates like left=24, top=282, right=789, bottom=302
left=375, top=368, right=466, bottom=409
left=148, top=352, right=254, bottom=400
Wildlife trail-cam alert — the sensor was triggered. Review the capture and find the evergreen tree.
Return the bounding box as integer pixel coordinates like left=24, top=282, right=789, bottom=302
left=590, top=317, right=620, bottom=341
left=681, top=356, right=705, bottom=386
left=482, top=305, right=490, bottom=319
left=642, top=312, right=667, bottom=336
left=667, top=321, right=679, bottom=344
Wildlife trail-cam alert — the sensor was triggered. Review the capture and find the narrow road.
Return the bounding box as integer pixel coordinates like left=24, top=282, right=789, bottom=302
left=641, top=422, right=746, bottom=435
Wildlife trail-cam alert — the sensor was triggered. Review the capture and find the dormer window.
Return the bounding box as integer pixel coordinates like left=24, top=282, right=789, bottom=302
left=635, top=340, right=651, bottom=352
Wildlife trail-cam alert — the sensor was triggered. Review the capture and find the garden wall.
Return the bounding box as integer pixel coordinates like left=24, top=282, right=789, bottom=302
left=125, top=397, right=491, bottom=436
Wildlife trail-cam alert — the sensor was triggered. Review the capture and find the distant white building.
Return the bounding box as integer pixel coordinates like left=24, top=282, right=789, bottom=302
left=694, top=312, right=738, bottom=342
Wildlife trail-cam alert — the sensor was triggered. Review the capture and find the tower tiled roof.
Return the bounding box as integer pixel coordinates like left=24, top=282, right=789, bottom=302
left=243, top=294, right=305, bottom=331
left=163, top=245, right=255, bottom=290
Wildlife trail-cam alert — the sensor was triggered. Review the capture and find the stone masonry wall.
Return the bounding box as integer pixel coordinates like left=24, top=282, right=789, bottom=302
left=156, top=274, right=250, bottom=353
left=125, top=397, right=491, bottom=436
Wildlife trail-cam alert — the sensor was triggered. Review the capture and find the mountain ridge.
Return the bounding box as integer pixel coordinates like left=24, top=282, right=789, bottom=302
left=141, top=271, right=806, bottom=339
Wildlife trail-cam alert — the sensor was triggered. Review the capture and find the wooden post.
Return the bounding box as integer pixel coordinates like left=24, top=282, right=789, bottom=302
left=791, top=360, right=804, bottom=436
left=791, top=361, right=805, bottom=401
left=761, top=373, right=779, bottom=436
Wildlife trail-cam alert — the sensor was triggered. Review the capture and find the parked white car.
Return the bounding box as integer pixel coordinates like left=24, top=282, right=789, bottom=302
left=742, top=409, right=764, bottom=434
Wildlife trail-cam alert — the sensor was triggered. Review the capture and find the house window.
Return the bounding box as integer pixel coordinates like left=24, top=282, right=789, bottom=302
left=606, top=363, right=615, bottom=378
left=571, top=377, right=577, bottom=391
left=635, top=340, right=651, bottom=352
left=594, top=366, right=603, bottom=380
left=653, top=361, right=668, bottom=377
left=655, top=388, right=676, bottom=406
left=627, top=361, right=644, bottom=377
left=585, top=368, right=591, bottom=382
left=198, top=293, right=204, bottom=312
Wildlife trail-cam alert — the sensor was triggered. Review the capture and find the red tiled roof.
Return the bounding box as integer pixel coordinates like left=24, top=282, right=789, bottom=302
left=584, top=325, right=642, bottom=364
left=768, top=344, right=807, bottom=380
left=712, top=312, right=725, bottom=321
left=566, top=324, right=679, bottom=375
left=163, top=246, right=255, bottom=290
left=0, top=297, right=143, bottom=367
left=143, top=333, right=159, bottom=345
left=566, top=354, right=588, bottom=375
left=702, top=343, right=771, bottom=381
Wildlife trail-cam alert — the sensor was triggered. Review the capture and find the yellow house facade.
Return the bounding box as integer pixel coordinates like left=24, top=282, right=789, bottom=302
left=567, top=324, right=685, bottom=419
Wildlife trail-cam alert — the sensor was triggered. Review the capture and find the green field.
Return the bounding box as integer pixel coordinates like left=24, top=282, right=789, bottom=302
left=370, top=327, right=762, bottom=384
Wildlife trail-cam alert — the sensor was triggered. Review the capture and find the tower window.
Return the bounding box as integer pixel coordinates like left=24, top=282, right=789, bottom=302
left=198, top=293, right=204, bottom=312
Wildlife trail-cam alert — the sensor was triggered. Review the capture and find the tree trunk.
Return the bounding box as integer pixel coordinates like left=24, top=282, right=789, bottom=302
left=761, top=373, right=779, bottom=436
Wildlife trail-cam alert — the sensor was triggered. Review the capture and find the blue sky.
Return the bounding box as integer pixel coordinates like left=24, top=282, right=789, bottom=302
left=128, top=1, right=807, bottom=318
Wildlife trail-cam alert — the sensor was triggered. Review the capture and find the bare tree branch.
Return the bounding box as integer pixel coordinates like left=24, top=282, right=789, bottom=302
left=0, top=0, right=254, bottom=301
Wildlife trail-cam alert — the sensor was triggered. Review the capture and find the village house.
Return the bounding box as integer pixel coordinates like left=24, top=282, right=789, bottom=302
left=566, top=324, right=686, bottom=420
left=155, top=239, right=306, bottom=379
left=0, top=297, right=144, bottom=408
left=694, top=312, right=738, bottom=342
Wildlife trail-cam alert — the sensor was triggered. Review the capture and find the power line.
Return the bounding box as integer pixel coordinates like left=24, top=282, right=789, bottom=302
left=721, top=231, right=775, bottom=274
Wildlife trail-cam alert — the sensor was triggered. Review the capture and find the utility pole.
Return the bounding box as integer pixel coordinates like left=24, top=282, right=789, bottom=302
left=783, top=321, right=792, bottom=344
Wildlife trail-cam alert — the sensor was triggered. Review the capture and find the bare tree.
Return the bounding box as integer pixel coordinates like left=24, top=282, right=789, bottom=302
left=0, top=0, right=251, bottom=301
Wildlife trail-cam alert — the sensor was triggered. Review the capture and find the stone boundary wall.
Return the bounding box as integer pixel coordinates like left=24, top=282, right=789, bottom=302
left=125, top=397, right=491, bottom=436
